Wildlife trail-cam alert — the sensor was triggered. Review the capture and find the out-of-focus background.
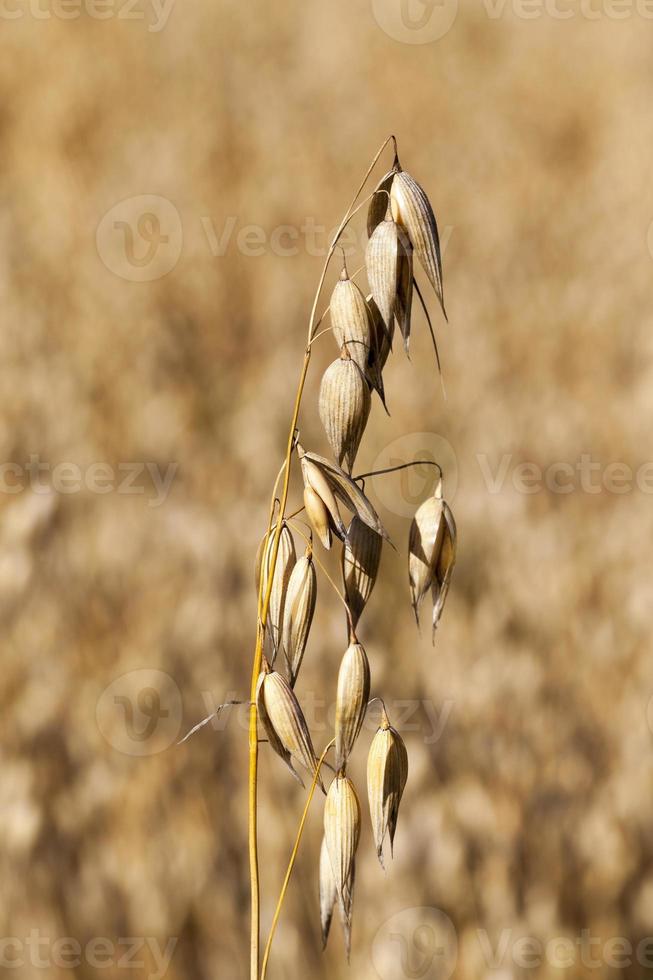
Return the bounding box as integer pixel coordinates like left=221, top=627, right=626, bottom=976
left=2, top=2, right=653, bottom=978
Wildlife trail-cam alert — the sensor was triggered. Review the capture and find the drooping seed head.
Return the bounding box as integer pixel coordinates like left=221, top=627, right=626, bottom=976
left=329, top=270, right=371, bottom=373
left=334, top=641, right=371, bottom=773
left=342, top=516, right=382, bottom=629
left=258, top=668, right=324, bottom=792
left=391, top=169, right=445, bottom=318
left=408, top=487, right=445, bottom=622
left=324, top=775, right=361, bottom=905
left=319, top=349, right=371, bottom=473
left=303, top=485, right=332, bottom=550
left=367, top=708, right=408, bottom=867
left=282, top=549, right=317, bottom=686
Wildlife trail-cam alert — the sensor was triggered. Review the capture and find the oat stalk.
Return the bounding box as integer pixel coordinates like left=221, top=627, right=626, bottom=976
left=248, top=135, right=400, bottom=979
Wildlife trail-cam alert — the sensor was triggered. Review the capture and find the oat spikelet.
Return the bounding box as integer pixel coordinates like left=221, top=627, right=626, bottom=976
left=408, top=488, right=445, bottom=622
left=367, top=707, right=408, bottom=867
left=366, top=294, right=391, bottom=412
left=367, top=168, right=399, bottom=237
left=334, top=641, right=371, bottom=773
left=391, top=169, right=445, bottom=317
left=395, top=233, right=414, bottom=352
left=303, top=486, right=332, bottom=550
left=329, top=268, right=371, bottom=372
left=366, top=210, right=400, bottom=337
left=300, top=448, right=391, bottom=542
left=300, top=449, right=347, bottom=542
left=323, top=775, right=361, bottom=940
left=431, top=500, right=457, bottom=640
left=319, top=835, right=337, bottom=949
left=258, top=522, right=295, bottom=660
left=408, top=481, right=457, bottom=632
left=257, top=668, right=324, bottom=791
left=319, top=349, right=371, bottom=473
left=282, top=548, right=317, bottom=686
left=342, top=516, right=382, bottom=629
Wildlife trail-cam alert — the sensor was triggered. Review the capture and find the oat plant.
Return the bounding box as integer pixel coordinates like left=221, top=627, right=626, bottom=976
left=189, top=136, right=457, bottom=979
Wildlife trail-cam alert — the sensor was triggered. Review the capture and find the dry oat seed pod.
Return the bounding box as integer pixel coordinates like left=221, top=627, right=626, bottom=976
left=257, top=668, right=324, bottom=792
left=366, top=210, right=399, bottom=336
left=391, top=169, right=446, bottom=318
left=319, top=835, right=337, bottom=949
left=299, top=448, right=347, bottom=542
left=431, top=500, right=457, bottom=640
left=408, top=485, right=445, bottom=622
left=367, top=707, right=408, bottom=867
left=324, top=775, right=361, bottom=909
left=395, top=233, right=414, bottom=352
left=301, top=449, right=391, bottom=543
left=303, top=485, right=332, bottom=550
left=342, top=516, right=382, bottom=628
left=258, top=522, right=295, bottom=660
left=367, top=168, right=399, bottom=237
left=256, top=670, right=302, bottom=788
left=319, top=833, right=356, bottom=958
left=334, top=640, right=371, bottom=773
left=366, top=294, right=391, bottom=412
left=329, top=268, right=371, bottom=372
left=282, top=547, right=317, bottom=686
left=319, top=348, right=371, bottom=473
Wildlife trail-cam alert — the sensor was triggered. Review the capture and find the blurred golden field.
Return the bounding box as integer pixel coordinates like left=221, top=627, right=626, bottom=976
left=2, top=2, right=653, bottom=978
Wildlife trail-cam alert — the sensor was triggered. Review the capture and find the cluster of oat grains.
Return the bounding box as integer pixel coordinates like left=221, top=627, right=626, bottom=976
left=247, top=139, right=458, bottom=978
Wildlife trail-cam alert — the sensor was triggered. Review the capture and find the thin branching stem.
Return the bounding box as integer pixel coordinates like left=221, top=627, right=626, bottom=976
left=354, top=459, right=443, bottom=483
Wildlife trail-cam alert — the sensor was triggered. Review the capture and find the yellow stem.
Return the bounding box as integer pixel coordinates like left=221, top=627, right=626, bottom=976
left=260, top=740, right=336, bottom=980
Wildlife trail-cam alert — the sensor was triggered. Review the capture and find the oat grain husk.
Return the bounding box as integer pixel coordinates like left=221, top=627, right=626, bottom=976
left=319, top=349, right=371, bottom=473
left=342, top=516, right=382, bottom=628
left=334, top=641, right=371, bottom=773
left=367, top=708, right=408, bottom=867
left=329, top=269, right=371, bottom=372
left=258, top=668, right=324, bottom=791
left=282, top=549, right=317, bottom=686
left=391, top=169, right=446, bottom=318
